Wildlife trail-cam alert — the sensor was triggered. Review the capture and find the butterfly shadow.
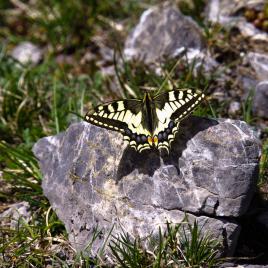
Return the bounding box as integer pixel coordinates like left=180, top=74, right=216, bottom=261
left=116, top=116, right=218, bottom=182
left=116, top=146, right=161, bottom=181
left=161, top=116, right=219, bottom=169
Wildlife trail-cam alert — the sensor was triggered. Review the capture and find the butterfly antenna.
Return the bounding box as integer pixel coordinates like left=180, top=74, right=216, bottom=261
left=155, top=56, right=185, bottom=95
left=113, top=49, right=127, bottom=98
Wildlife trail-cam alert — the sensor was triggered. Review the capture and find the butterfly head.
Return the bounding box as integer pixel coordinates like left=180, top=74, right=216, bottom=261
left=143, top=91, right=153, bottom=103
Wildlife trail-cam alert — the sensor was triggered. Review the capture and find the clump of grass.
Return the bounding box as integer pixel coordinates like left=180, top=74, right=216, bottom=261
left=0, top=140, right=66, bottom=267
left=260, top=136, right=268, bottom=185
left=114, top=51, right=218, bottom=119
left=0, top=141, right=42, bottom=205
left=0, top=207, right=67, bottom=267
left=178, top=0, right=206, bottom=26
left=109, top=220, right=221, bottom=267
left=180, top=221, right=220, bottom=267
left=0, top=45, right=106, bottom=146
left=242, top=89, right=255, bottom=125
left=110, top=232, right=152, bottom=267
left=0, top=1, right=154, bottom=52
left=116, top=54, right=214, bottom=95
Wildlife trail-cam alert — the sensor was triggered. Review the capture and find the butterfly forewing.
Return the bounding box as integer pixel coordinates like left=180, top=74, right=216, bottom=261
left=85, top=99, right=150, bottom=151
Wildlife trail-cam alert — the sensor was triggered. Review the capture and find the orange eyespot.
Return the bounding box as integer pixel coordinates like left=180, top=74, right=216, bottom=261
left=147, top=136, right=158, bottom=146
left=148, top=136, right=153, bottom=146
left=153, top=136, right=158, bottom=146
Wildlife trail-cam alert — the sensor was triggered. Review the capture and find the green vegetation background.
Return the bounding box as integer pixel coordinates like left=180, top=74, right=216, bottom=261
left=0, top=1, right=267, bottom=267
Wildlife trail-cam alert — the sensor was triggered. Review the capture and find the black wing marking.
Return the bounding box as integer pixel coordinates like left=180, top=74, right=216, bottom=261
left=170, top=89, right=205, bottom=122
left=153, top=88, right=204, bottom=121
left=85, top=99, right=142, bottom=131
left=156, top=120, right=180, bottom=151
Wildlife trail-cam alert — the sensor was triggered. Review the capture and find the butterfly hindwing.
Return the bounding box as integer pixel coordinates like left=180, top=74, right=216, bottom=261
left=156, top=120, right=180, bottom=151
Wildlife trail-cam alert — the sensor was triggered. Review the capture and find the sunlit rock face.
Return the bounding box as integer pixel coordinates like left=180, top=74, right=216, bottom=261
left=207, top=0, right=268, bottom=41
left=253, top=81, right=268, bottom=119
left=124, top=3, right=205, bottom=64
left=33, top=117, right=261, bottom=256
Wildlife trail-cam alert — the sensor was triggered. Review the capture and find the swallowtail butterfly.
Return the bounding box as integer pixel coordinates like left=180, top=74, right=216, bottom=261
left=85, top=89, right=205, bottom=153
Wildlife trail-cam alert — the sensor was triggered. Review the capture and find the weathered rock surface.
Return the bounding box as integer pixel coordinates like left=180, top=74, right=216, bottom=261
left=253, top=81, right=268, bottom=119
left=0, top=201, right=31, bottom=229
left=124, top=3, right=205, bottom=64
left=228, top=101, right=241, bottom=115
left=221, top=264, right=268, bottom=268
left=243, top=264, right=268, bottom=268
left=207, top=0, right=268, bottom=41
left=33, top=117, right=261, bottom=256
left=242, top=266, right=268, bottom=268
left=11, top=42, right=43, bottom=65
left=247, top=53, right=268, bottom=82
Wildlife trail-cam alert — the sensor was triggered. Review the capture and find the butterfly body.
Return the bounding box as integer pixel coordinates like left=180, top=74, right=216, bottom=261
left=85, top=89, right=204, bottom=153
left=142, top=93, right=158, bottom=134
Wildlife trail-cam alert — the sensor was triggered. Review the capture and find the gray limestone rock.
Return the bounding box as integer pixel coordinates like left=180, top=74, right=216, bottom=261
left=0, top=201, right=31, bottom=229
left=228, top=101, right=241, bottom=115
left=253, top=81, right=268, bottom=119
left=247, top=53, right=268, bottom=82
left=207, top=0, right=268, bottom=41
left=239, top=75, right=258, bottom=98
left=33, top=117, right=261, bottom=256
left=124, top=3, right=205, bottom=64
left=237, top=266, right=268, bottom=268
left=220, top=265, right=268, bottom=268
left=207, top=0, right=264, bottom=23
